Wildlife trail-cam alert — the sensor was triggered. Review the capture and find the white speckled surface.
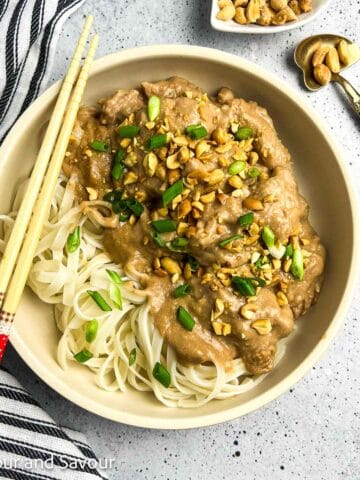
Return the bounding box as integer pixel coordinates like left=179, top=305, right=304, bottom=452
left=3, top=1, right=360, bottom=478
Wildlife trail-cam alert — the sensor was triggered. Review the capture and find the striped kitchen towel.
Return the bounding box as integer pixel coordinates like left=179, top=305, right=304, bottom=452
left=0, top=367, right=109, bottom=479
left=0, top=2, right=109, bottom=478
left=0, top=0, right=86, bottom=143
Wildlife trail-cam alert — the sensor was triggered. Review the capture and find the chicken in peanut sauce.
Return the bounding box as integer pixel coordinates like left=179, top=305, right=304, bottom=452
left=64, top=77, right=325, bottom=376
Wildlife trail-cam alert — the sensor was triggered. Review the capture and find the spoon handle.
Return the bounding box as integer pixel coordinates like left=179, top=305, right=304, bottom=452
left=332, top=73, right=360, bottom=117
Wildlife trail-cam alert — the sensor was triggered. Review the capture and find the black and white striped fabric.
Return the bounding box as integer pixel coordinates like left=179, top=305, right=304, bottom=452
left=0, top=0, right=85, bottom=142
left=0, top=2, right=109, bottom=478
left=0, top=367, right=108, bottom=480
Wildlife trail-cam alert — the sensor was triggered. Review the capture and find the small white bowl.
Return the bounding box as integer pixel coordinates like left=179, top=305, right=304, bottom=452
left=210, top=0, right=332, bottom=34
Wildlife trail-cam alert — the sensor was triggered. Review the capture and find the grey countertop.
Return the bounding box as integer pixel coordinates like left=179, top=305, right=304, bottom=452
left=3, top=1, right=360, bottom=479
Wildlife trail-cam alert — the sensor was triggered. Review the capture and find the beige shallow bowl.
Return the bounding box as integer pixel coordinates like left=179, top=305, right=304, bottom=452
left=0, top=46, right=358, bottom=429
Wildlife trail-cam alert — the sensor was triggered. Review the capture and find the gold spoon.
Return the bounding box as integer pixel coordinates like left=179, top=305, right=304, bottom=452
left=294, top=34, right=360, bottom=117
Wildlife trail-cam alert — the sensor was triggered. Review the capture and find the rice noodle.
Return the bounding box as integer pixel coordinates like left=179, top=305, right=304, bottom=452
left=0, top=174, right=286, bottom=408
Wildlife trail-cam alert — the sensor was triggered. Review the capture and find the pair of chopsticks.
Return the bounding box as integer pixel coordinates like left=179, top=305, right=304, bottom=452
left=0, top=16, right=99, bottom=361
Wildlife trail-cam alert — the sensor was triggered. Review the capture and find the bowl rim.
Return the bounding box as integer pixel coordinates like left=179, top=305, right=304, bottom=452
left=210, top=0, right=332, bottom=34
left=2, top=44, right=359, bottom=429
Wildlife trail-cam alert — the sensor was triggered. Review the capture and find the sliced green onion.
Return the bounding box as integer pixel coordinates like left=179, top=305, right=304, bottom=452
left=153, top=362, right=171, bottom=388
left=90, top=140, right=109, bottom=152
left=285, top=244, right=293, bottom=258
left=118, top=125, right=140, bottom=138
left=185, top=124, right=208, bottom=140
left=248, top=167, right=260, bottom=178
left=232, top=277, right=266, bottom=297
left=66, top=226, right=81, bottom=253
left=106, top=269, right=123, bottom=284
left=114, top=148, right=126, bottom=163
left=103, top=190, right=122, bottom=203
left=152, top=219, right=177, bottom=233
left=170, top=237, right=189, bottom=250
left=236, top=126, right=253, bottom=140
left=151, top=231, right=166, bottom=248
left=85, top=320, right=98, bottom=343
left=148, top=95, right=161, bottom=121
left=129, top=348, right=137, bottom=366
left=87, top=290, right=112, bottom=311
left=228, top=160, right=246, bottom=175
left=291, top=249, right=304, bottom=280
left=112, top=162, right=125, bottom=180
left=119, top=211, right=131, bottom=222
left=238, top=212, right=254, bottom=226
left=110, top=283, right=122, bottom=310
left=173, top=283, right=191, bottom=298
left=187, top=255, right=199, bottom=272
left=112, top=200, right=126, bottom=214
left=125, top=199, right=144, bottom=217
left=147, top=134, right=169, bottom=150
left=74, top=349, right=93, bottom=363
left=162, top=179, right=184, bottom=207
left=177, top=306, right=195, bottom=331
left=112, top=199, right=137, bottom=221
left=262, top=226, right=275, bottom=248
left=107, top=269, right=123, bottom=309
left=218, top=234, right=243, bottom=248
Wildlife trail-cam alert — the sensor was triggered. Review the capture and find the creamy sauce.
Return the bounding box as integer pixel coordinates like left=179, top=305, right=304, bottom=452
left=65, top=77, right=325, bottom=375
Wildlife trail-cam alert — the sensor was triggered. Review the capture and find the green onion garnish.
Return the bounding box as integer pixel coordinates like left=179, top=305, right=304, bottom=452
left=148, top=95, right=161, bottom=122
left=177, top=306, right=195, bottom=331
left=147, top=133, right=169, bottom=150
left=151, top=231, right=166, bottom=248
left=74, top=349, right=93, bottom=363
left=87, top=290, right=112, bottom=311
left=262, top=226, right=275, bottom=248
left=110, top=284, right=122, bottom=310
left=107, top=269, right=123, bottom=310
left=90, top=140, right=109, bottom=152
left=186, top=255, right=199, bottom=272
left=232, top=277, right=266, bottom=297
left=66, top=226, right=81, bottom=254
left=153, top=362, right=171, bottom=388
left=185, top=124, right=208, bottom=140
left=85, top=320, right=98, bottom=343
left=118, top=125, right=140, bottom=138
left=218, top=234, right=243, bottom=248
left=114, top=148, right=126, bottom=163
left=112, top=162, right=125, bottom=181
left=254, top=257, right=263, bottom=270
left=236, top=126, right=253, bottom=140
left=129, top=348, right=137, bottom=366
left=103, top=190, right=122, bottom=203
left=125, top=199, right=144, bottom=217
left=228, top=160, right=246, bottom=176
left=285, top=244, right=293, bottom=258
left=112, top=199, right=142, bottom=221
left=152, top=219, right=177, bottom=233
left=162, top=179, right=184, bottom=207
left=238, top=212, right=254, bottom=226
left=119, top=211, right=131, bottom=222
left=112, top=200, right=126, bottom=214
left=290, top=249, right=304, bottom=280
left=173, top=283, right=191, bottom=298
left=169, top=237, right=189, bottom=251
left=106, top=269, right=123, bottom=284
left=248, top=167, right=260, bottom=178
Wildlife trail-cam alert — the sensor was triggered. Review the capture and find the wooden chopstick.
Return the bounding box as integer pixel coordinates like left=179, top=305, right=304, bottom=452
left=0, top=15, right=93, bottom=308
left=0, top=32, right=99, bottom=361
